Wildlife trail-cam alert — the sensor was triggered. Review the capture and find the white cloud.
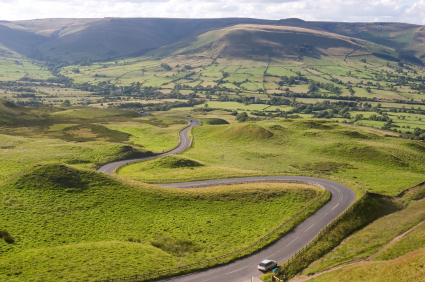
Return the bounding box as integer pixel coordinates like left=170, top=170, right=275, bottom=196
left=0, top=0, right=423, bottom=24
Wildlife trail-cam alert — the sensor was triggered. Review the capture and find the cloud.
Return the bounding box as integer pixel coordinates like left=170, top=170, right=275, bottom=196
left=0, top=0, right=423, bottom=25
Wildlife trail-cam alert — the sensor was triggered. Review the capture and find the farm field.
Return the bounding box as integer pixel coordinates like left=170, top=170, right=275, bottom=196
left=0, top=163, right=324, bottom=282
left=0, top=56, right=52, bottom=81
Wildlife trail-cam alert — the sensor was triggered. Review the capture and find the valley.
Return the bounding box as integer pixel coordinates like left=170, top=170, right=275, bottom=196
left=0, top=17, right=425, bottom=282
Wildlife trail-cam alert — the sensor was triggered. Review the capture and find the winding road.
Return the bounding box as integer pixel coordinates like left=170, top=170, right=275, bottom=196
left=97, top=119, right=201, bottom=174
left=97, top=120, right=356, bottom=282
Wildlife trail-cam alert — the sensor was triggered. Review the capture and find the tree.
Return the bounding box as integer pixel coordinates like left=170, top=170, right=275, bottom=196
left=308, top=81, right=318, bottom=93
left=161, top=63, right=172, bottom=71
left=236, top=112, right=248, bottom=122
left=61, top=100, right=71, bottom=107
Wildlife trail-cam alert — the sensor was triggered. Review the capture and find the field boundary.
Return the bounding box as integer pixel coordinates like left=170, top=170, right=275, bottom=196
left=91, top=180, right=329, bottom=282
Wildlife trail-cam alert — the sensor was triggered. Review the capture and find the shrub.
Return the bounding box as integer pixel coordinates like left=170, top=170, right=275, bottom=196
left=0, top=231, right=14, bottom=244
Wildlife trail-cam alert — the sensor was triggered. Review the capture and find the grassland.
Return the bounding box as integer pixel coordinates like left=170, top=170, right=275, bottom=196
left=303, top=189, right=425, bottom=275
left=1, top=21, right=425, bottom=282
left=0, top=163, right=324, bottom=281
left=158, top=120, right=425, bottom=195
left=0, top=101, right=189, bottom=181
left=118, top=155, right=261, bottom=182
left=304, top=248, right=425, bottom=282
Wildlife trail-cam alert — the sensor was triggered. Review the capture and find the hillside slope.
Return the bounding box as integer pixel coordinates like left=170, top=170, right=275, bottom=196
left=314, top=22, right=425, bottom=58
left=0, top=18, right=424, bottom=63
left=150, top=24, right=372, bottom=60
left=0, top=163, right=322, bottom=281
left=0, top=18, right=289, bottom=61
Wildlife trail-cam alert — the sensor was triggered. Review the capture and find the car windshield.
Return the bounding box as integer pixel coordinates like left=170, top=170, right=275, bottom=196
left=259, top=262, right=267, bottom=266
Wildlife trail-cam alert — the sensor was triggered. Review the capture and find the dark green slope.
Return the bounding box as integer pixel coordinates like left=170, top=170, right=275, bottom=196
left=0, top=24, right=47, bottom=57
left=313, top=21, right=425, bottom=58
left=151, top=24, right=362, bottom=59
left=0, top=18, right=290, bottom=61
left=1, top=17, right=425, bottom=63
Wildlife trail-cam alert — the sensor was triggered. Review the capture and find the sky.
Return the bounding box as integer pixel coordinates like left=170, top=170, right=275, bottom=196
left=0, top=0, right=425, bottom=24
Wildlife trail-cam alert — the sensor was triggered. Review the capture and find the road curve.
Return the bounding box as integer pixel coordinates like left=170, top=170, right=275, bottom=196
left=97, top=119, right=201, bottom=174
left=97, top=120, right=356, bottom=282
left=158, top=177, right=355, bottom=282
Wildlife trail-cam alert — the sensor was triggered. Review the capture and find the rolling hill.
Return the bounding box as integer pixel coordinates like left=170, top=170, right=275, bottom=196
left=149, top=24, right=367, bottom=59
left=0, top=17, right=424, bottom=63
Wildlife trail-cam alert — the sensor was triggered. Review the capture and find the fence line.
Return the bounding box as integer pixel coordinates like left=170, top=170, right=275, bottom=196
left=90, top=181, right=329, bottom=282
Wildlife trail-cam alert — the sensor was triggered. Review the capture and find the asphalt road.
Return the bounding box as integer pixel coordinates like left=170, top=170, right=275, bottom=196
left=97, top=119, right=200, bottom=174
left=158, top=177, right=355, bottom=282
left=97, top=119, right=356, bottom=282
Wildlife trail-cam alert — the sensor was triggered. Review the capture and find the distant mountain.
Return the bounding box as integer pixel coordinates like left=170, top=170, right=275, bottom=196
left=313, top=22, right=425, bottom=58
left=0, top=17, right=423, bottom=63
left=0, top=18, right=285, bottom=61
left=150, top=24, right=364, bottom=60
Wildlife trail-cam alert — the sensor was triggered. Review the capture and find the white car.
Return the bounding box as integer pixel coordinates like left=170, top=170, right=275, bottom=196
left=257, top=259, right=277, bottom=272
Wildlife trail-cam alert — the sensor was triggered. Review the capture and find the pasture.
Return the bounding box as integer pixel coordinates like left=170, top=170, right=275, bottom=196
left=0, top=163, right=324, bottom=281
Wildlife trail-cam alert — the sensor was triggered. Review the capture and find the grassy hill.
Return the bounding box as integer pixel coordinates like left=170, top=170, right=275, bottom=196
left=150, top=24, right=365, bottom=60
left=162, top=119, right=425, bottom=195
left=0, top=18, right=289, bottom=61
left=0, top=18, right=424, bottom=62
left=314, top=21, right=425, bottom=59
left=0, top=163, right=324, bottom=281
left=0, top=102, right=191, bottom=181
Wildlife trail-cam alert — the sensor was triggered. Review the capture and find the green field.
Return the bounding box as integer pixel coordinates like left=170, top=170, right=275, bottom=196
left=0, top=163, right=324, bottom=281
left=170, top=120, right=425, bottom=195
left=0, top=57, right=52, bottom=81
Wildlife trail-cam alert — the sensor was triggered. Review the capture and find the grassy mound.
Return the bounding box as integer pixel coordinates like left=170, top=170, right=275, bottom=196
left=0, top=163, right=323, bottom=281
left=200, top=118, right=230, bottom=125
left=141, top=155, right=204, bottom=169
left=0, top=99, right=20, bottom=109
left=10, top=163, right=84, bottom=190
left=214, top=123, right=273, bottom=141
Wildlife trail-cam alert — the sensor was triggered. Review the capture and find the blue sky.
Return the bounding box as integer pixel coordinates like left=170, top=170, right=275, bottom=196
left=0, top=0, right=424, bottom=24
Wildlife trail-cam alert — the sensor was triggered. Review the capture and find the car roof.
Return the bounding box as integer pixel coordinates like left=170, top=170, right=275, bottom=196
left=260, top=259, right=275, bottom=263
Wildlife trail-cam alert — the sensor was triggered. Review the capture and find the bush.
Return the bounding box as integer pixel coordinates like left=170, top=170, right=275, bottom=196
left=0, top=231, right=14, bottom=244
left=236, top=112, right=248, bottom=122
